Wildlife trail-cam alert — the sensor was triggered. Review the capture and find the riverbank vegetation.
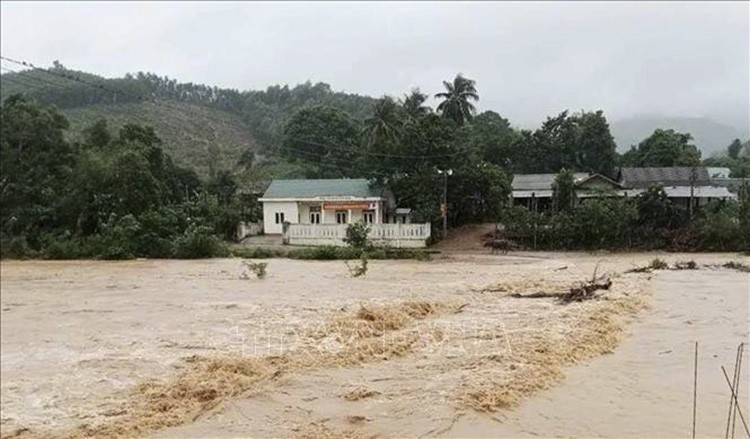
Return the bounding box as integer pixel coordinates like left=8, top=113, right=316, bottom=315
left=2, top=69, right=749, bottom=259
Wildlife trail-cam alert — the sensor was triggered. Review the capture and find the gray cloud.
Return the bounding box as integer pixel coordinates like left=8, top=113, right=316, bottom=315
left=1, top=1, right=748, bottom=130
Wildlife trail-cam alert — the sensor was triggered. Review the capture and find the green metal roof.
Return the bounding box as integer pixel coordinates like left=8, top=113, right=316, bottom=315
left=261, top=179, right=381, bottom=199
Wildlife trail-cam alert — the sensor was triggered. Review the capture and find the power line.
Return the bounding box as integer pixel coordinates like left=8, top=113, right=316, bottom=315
left=0, top=64, right=69, bottom=88
left=278, top=146, right=366, bottom=175
left=2, top=56, right=225, bottom=121
left=285, top=135, right=462, bottom=159
left=1, top=55, right=127, bottom=96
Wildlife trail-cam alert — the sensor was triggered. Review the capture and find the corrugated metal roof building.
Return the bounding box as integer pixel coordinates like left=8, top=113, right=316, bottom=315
left=618, top=167, right=711, bottom=188
left=261, top=179, right=382, bottom=199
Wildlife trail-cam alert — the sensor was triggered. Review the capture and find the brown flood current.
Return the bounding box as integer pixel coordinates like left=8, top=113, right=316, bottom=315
left=451, top=269, right=750, bottom=438
left=0, top=253, right=748, bottom=438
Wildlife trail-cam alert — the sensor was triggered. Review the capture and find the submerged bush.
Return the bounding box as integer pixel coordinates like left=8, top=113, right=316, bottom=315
left=241, top=260, right=268, bottom=279
left=649, top=258, right=668, bottom=270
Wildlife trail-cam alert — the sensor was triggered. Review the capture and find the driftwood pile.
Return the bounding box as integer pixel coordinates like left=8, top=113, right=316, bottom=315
left=509, top=276, right=612, bottom=304
left=560, top=277, right=612, bottom=303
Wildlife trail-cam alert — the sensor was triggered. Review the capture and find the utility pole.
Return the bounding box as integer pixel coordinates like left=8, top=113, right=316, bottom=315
left=442, top=171, right=448, bottom=238
left=439, top=169, right=452, bottom=238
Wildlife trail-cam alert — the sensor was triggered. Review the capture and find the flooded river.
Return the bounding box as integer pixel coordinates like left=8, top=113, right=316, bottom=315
left=450, top=269, right=750, bottom=437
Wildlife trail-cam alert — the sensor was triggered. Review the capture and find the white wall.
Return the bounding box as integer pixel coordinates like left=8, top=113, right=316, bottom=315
left=285, top=223, right=431, bottom=248
left=262, top=201, right=299, bottom=234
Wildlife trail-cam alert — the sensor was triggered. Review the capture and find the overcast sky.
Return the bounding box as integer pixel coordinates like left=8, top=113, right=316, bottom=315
left=1, top=1, right=748, bottom=130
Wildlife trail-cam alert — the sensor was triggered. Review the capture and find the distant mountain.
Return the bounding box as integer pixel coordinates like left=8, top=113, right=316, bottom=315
left=610, top=116, right=749, bottom=157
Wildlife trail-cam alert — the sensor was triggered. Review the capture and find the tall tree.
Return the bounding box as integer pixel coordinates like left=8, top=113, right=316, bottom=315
left=627, top=129, right=702, bottom=167
left=0, top=95, right=75, bottom=240
left=552, top=169, right=576, bottom=212
left=572, top=110, right=618, bottom=177
left=363, top=96, right=402, bottom=147
left=401, top=88, right=430, bottom=119
left=82, top=119, right=111, bottom=149
left=728, top=138, right=743, bottom=160
left=282, top=105, right=362, bottom=178
left=435, top=74, right=479, bottom=126
left=461, top=111, right=517, bottom=167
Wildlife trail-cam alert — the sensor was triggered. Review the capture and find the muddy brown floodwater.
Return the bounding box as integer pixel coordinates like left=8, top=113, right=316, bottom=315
left=0, top=252, right=747, bottom=438
left=449, top=268, right=750, bottom=437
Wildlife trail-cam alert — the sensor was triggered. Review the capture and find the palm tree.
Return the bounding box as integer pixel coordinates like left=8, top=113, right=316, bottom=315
left=402, top=88, right=430, bottom=118
left=363, top=96, right=402, bottom=147
left=435, top=74, right=479, bottom=126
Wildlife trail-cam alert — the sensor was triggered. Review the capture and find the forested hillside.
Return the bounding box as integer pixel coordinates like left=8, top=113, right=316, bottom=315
left=2, top=60, right=747, bottom=179
left=0, top=61, right=377, bottom=175
left=63, top=101, right=254, bottom=176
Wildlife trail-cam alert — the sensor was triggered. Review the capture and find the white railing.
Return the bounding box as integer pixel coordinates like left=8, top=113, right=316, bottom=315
left=284, top=223, right=431, bottom=248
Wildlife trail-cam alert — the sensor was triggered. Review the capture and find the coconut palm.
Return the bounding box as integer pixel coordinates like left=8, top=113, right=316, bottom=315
left=363, top=96, right=402, bottom=147
left=435, top=74, right=479, bottom=126
left=402, top=88, right=430, bottom=118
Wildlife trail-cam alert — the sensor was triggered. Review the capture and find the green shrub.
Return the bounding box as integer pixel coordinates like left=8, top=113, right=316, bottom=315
left=570, top=198, right=635, bottom=249
left=343, top=222, right=371, bottom=249
left=42, top=232, right=87, bottom=260
left=93, top=214, right=141, bottom=260
left=173, top=224, right=228, bottom=258
left=136, top=207, right=186, bottom=258
left=695, top=201, right=741, bottom=251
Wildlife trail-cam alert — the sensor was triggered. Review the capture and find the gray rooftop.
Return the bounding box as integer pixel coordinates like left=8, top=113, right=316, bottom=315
left=619, top=167, right=711, bottom=188
left=512, top=173, right=590, bottom=191
left=261, top=179, right=381, bottom=199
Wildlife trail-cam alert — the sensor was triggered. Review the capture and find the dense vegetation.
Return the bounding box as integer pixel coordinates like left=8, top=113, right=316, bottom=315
left=0, top=95, right=246, bottom=259
left=504, top=176, right=750, bottom=252
left=1, top=65, right=749, bottom=258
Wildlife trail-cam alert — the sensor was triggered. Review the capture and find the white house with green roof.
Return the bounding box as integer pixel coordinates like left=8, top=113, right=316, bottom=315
left=259, top=179, right=389, bottom=234
left=258, top=179, right=429, bottom=247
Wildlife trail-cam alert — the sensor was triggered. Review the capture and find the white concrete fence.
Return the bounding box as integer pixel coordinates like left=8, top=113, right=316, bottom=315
left=284, top=223, right=431, bottom=248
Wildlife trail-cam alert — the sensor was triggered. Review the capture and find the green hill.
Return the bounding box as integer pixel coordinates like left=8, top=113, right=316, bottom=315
left=0, top=64, right=376, bottom=178
left=62, top=101, right=254, bottom=177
